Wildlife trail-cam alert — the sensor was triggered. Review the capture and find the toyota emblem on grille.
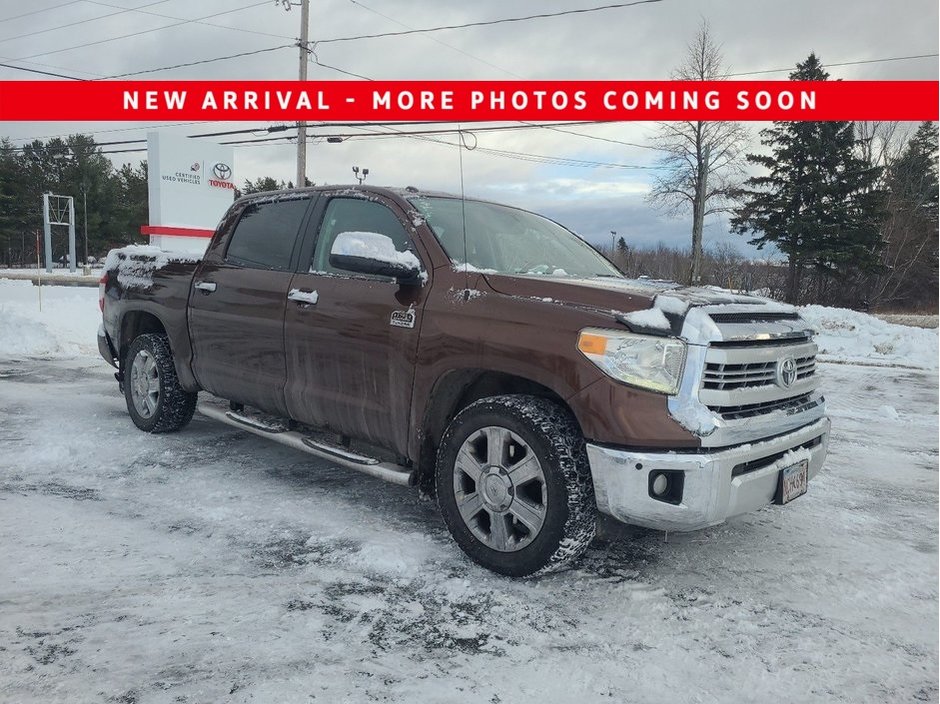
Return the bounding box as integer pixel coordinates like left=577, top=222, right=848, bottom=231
left=777, top=357, right=798, bottom=388
left=212, top=162, right=232, bottom=180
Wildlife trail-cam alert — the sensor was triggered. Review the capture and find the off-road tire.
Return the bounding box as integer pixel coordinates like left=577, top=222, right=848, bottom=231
left=124, top=333, right=197, bottom=433
left=436, top=394, right=596, bottom=577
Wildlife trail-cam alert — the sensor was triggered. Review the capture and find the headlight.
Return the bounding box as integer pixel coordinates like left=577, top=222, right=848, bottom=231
left=577, top=328, right=687, bottom=395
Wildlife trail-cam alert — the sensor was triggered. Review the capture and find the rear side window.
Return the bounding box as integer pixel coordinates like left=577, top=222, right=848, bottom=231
left=226, top=198, right=310, bottom=270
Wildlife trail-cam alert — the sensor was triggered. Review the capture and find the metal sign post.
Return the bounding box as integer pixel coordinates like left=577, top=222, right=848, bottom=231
left=42, top=193, right=77, bottom=273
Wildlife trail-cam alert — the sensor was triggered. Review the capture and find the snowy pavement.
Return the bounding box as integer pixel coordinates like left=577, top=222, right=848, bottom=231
left=0, top=281, right=937, bottom=703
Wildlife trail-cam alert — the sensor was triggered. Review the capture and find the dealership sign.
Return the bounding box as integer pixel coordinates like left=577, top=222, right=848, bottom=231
left=144, top=131, right=235, bottom=253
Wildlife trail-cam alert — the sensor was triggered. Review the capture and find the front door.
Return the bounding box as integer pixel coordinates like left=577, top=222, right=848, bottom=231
left=188, top=194, right=314, bottom=416
left=283, top=194, right=429, bottom=457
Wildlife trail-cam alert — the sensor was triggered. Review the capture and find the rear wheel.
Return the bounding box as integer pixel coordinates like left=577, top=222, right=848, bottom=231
left=436, top=395, right=596, bottom=577
left=124, top=333, right=197, bottom=433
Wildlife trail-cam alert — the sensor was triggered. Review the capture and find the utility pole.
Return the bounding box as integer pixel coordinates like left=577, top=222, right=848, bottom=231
left=295, top=0, right=310, bottom=189
left=689, top=143, right=710, bottom=286
left=82, top=183, right=88, bottom=270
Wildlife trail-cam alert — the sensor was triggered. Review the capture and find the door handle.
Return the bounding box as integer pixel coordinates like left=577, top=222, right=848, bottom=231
left=287, top=288, right=319, bottom=305
left=194, top=281, right=217, bottom=293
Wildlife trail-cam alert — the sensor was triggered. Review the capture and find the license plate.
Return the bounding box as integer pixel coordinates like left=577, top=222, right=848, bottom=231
left=778, top=460, right=809, bottom=505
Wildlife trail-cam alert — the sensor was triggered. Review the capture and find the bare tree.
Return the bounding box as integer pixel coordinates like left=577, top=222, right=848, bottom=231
left=646, top=20, right=749, bottom=286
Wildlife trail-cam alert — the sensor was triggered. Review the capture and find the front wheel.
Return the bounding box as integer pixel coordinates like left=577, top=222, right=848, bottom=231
left=436, top=395, right=596, bottom=577
left=124, top=333, right=197, bottom=433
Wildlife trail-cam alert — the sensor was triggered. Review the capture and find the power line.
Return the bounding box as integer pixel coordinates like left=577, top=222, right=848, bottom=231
left=724, top=52, right=939, bottom=77
left=10, top=121, right=219, bottom=144
left=7, top=120, right=639, bottom=153
left=0, top=55, right=104, bottom=77
left=0, top=0, right=173, bottom=46
left=85, top=0, right=295, bottom=41
left=335, top=124, right=662, bottom=170
left=15, top=43, right=295, bottom=83
left=0, top=1, right=84, bottom=24
left=15, top=0, right=274, bottom=61
left=317, top=0, right=663, bottom=44
left=519, top=121, right=660, bottom=151
left=6, top=121, right=499, bottom=146
left=208, top=131, right=661, bottom=170
left=0, top=61, right=83, bottom=80
left=102, top=44, right=294, bottom=79
left=307, top=46, right=373, bottom=81
left=472, top=145, right=661, bottom=169
left=347, top=0, right=525, bottom=79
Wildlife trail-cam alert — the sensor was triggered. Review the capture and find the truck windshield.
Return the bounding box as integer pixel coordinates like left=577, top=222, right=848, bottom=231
left=409, top=196, right=622, bottom=278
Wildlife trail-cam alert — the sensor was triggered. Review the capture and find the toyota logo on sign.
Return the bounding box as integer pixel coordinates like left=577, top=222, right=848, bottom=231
left=777, top=357, right=798, bottom=388
left=212, top=162, right=232, bottom=181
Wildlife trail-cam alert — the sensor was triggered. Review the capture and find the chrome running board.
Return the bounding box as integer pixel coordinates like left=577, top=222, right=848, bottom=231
left=198, top=403, right=415, bottom=487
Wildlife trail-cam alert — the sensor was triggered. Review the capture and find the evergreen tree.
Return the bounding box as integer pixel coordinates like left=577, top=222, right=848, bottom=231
left=112, top=161, right=150, bottom=249
left=731, top=54, right=884, bottom=304
left=242, top=176, right=287, bottom=195
left=871, top=121, right=939, bottom=307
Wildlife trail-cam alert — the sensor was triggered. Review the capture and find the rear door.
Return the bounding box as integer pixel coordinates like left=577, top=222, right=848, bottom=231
left=188, top=194, right=315, bottom=415
left=283, top=193, right=430, bottom=458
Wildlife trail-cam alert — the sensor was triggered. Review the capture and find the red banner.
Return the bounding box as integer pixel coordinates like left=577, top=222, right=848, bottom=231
left=1, top=80, right=936, bottom=121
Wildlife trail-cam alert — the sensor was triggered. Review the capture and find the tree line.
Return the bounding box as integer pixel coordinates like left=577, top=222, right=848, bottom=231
left=0, top=134, right=148, bottom=265
left=0, top=142, right=296, bottom=267
left=0, top=39, right=935, bottom=311
left=647, top=21, right=937, bottom=311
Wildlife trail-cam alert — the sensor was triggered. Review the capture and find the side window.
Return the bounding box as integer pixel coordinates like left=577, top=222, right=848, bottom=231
left=226, top=198, right=310, bottom=270
left=311, top=198, right=412, bottom=275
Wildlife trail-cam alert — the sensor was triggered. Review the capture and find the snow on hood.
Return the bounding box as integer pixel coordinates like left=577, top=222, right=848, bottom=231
left=482, top=273, right=794, bottom=330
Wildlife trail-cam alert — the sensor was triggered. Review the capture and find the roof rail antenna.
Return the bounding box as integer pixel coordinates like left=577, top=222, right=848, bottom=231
left=457, top=126, right=469, bottom=298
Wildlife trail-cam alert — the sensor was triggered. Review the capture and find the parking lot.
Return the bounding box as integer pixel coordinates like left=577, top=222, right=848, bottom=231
left=0, top=283, right=937, bottom=702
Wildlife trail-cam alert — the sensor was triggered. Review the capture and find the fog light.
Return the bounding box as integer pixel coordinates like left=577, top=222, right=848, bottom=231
left=648, top=470, right=685, bottom=505
left=651, top=473, right=669, bottom=496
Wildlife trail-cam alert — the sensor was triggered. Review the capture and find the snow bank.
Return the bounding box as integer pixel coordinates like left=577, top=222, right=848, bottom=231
left=0, top=278, right=99, bottom=359
left=800, top=304, right=939, bottom=370
left=0, top=308, right=62, bottom=357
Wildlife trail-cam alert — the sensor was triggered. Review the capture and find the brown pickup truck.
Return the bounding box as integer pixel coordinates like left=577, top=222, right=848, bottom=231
left=98, top=185, right=830, bottom=576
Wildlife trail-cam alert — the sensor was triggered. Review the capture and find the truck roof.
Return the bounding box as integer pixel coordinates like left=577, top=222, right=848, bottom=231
left=233, top=184, right=497, bottom=208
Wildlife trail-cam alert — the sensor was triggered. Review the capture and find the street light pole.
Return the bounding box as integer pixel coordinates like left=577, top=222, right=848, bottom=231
left=82, top=184, right=88, bottom=269
left=295, top=0, right=310, bottom=189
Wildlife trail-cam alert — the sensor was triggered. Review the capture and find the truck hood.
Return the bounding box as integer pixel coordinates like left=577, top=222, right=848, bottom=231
left=482, top=273, right=805, bottom=343
left=482, top=273, right=779, bottom=313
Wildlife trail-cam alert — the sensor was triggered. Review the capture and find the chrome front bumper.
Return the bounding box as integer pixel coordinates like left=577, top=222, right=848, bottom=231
left=586, top=417, right=830, bottom=532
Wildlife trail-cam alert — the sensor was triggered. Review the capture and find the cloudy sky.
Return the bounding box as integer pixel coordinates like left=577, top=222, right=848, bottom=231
left=1, top=0, right=937, bottom=254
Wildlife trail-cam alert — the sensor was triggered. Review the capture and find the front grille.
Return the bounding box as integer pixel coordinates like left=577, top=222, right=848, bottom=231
left=707, top=393, right=822, bottom=420
left=709, top=335, right=812, bottom=349
left=731, top=434, right=824, bottom=477
left=703, top=355, right=816, bottom=390
left=708, top=311, right=800, bottom=324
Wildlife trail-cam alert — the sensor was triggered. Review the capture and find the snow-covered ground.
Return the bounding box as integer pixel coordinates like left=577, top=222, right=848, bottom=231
left=0, top=281, right=937, bottom=703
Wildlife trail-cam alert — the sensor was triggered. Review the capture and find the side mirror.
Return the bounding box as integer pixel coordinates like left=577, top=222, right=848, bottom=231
left=329, top=231, right=423, bottom=284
